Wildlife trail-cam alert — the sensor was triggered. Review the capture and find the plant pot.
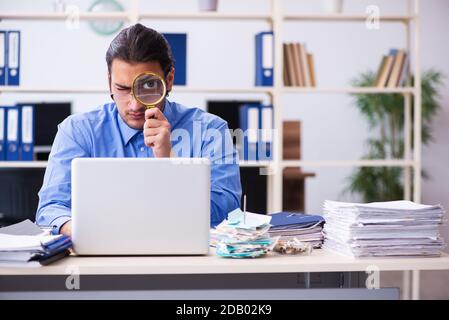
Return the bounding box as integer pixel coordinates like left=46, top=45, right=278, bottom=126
left=198, top=0, right=218, bottom=12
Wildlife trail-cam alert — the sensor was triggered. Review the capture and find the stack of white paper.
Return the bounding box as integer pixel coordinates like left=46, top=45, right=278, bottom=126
left=322, top=200, right=446, bottom=257
left=267, top=212, right=325, bottom=248
left=212, top=209, right=278, bottom=258
left=0, top=220, right=72, bottom=266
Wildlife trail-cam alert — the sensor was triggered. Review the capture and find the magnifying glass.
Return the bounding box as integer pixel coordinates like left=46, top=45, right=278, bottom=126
left=132, top=72, right=167, bottom=109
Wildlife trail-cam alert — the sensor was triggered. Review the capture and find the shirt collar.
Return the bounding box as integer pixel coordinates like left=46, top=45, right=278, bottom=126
left=116, top=104, right=141, bottom=146
left=116, top=100, right=175, bottom=146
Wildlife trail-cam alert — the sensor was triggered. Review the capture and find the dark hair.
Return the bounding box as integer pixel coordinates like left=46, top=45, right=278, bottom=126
left=106, top=23, right=174, bottom=77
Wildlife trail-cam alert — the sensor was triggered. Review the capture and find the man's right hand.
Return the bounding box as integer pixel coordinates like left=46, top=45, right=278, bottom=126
left=60, top=220, right=72, bottom=237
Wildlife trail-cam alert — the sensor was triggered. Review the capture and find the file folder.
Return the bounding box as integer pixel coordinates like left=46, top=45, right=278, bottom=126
left=0, top=106, right=6, bottom=160
left=163, top=33, right=187, bottom=85
left=6, top=31, right=20, bottom=86
left=239, top=104, right=259, bottom=160
left=6, top=106, right=20, bottom=160
left=0, top=31, right=6, bottom=86
left=258, top=105, right=273, bottom=160
left=255, top=31, right=274, bottom=86
left=270, top=212, right=324, bottom=229
left=19, top=104, right=34, bottom=161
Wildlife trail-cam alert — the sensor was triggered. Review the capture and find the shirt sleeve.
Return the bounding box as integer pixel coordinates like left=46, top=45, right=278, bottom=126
left=202, top=119, right=242, bottom=227
left=35, top=118, right=91, bottom=235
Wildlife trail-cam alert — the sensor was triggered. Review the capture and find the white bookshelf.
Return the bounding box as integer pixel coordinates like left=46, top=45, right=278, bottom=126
left=0, top=0, right=422, bottom=211
left=269, top=0, right=422, bottom=211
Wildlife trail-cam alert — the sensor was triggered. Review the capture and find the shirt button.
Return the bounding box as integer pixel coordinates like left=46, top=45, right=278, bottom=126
left=140, top=147, right=145, bottom=152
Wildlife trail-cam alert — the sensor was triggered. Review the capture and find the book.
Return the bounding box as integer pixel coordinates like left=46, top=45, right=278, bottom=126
left=283, top=43, right=291, bottom=86
left=258, top=105, right=273, bottom=161
left=163, top=33, right=187, bottom=85
left=269, top=212, right=324, bottom=229
left=0, top=220, right=72, bottom=266
left=291, top=43, right=304, bottom=86
left=307, top=53, right=316, bottom=87
left=255, top=31, right=274, bottom=86
left=6, top=30, right=21, bottom=86
left=376, top=55, right=394, bottom=87
left=283, top=43, right=295, bottom=86
left=239, top=104, right=259, bottom=160
left=298, top=43, right=311, bottom=87
left=387, top=49, right=406, bottom=88
left=397, top=52, right=409, bottom=86
left=374, top=55, right=388, bottom=87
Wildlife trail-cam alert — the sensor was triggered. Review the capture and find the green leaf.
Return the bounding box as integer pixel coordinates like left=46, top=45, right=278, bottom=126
left=345, top=68, right=445, bottom=201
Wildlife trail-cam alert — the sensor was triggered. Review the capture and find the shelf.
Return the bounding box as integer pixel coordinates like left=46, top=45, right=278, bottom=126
left=0, top=86, right=273, bottom=95
left=0, top=86, right=415, bottom=95
left=282, top=87, right=416, bottom=94
left=0, top=12, right=130, bottom=21
left=239, top=161, right=271, bottom=167
left=174, top=87, right=273, bottom=94
left=139, top=12, right=271, bottom=21
left=0, top=86, right=109, bottom=94
left=0, top=161, right=48, bottom=168
left=283, top=14, right=416, bottom=23
left=0, top=160, right=271, bottom=169
left=0, top=12, right=414, bottom=23
left=34, top=146, right=52, bottom=153
left=0, top=12, right=271, bottom=22
left=282, top=159, right=414, bottom=168
left=0, top=159, right=415, bottom=169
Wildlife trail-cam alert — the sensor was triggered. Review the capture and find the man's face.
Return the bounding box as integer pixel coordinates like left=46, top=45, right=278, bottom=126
left=109, top=59, right=174, bottom=130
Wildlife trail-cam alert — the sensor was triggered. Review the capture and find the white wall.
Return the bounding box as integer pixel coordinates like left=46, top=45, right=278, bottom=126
left=1, top=0, right=448, bottom=298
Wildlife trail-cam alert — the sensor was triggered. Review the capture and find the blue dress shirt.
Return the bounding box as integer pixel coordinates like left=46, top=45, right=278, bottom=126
left=36, top=100, right=242, bottom=234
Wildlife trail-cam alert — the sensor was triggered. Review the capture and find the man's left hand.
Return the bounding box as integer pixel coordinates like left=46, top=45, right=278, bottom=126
left=143, top=107, right=172, bottom=157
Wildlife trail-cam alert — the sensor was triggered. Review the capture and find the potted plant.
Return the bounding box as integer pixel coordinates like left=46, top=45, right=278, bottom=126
left=345, top=69, right=444, bottom=202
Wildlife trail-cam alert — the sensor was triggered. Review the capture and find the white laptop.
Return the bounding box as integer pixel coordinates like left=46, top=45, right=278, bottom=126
left=71, top=158, right=210, bottom=255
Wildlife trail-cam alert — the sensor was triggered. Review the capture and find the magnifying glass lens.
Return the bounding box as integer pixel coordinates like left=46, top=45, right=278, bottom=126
left=133, top=74, right=165, bottom=105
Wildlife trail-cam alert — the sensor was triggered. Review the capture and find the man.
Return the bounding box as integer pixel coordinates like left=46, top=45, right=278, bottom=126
left=36, top=23, right=242, bottom=236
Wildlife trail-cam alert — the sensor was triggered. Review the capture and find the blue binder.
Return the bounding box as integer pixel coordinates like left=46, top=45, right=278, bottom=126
left=258, top=104, right=273, bottom=160
left=6, top=105, right=20, bottom=160
left=0, top=106, right=6, bottom=160
left=239, top=104, right=259, bottom=160
left=270, top=212, right=324, bottom=229
left=163, top=33, right=187, bottom=85
left=0, top=31, right=6, bottom=86
left=255, top=31, right=274, bottom=86
left=6, top=30, right=20, bottom=86
left=18, top=104, right=34, bottom=161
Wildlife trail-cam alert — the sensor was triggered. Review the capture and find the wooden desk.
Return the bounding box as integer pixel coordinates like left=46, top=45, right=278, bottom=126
left=1, top=249, right=448, bottom=299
